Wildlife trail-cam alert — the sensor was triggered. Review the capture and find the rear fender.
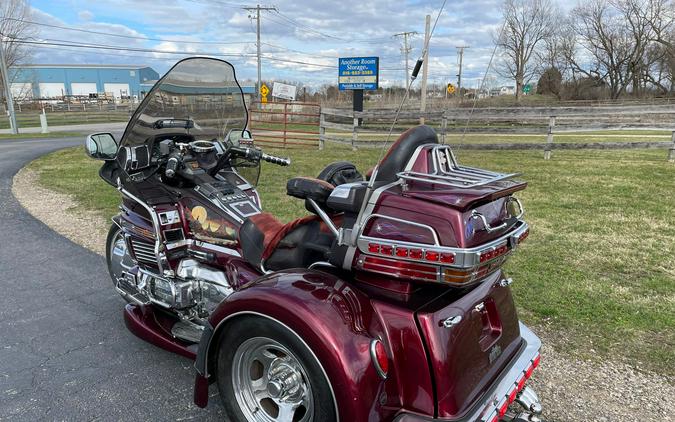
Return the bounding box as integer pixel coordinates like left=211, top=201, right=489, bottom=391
left=194, top=269, right=399, bottom=422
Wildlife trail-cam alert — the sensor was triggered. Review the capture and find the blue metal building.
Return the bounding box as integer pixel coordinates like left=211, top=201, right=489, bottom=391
left=9, top=64, right=160, bottom=100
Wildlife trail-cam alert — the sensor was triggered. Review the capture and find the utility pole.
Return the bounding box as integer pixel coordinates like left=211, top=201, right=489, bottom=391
left=419, top=14, right=430, bottom=124
left=0, top=35, right=18, bottom=134
left=456, top=46, right=469, bottom=101
left=393, top=31, right=417, bottom=87
left=243, top=4, right=277, bottom=100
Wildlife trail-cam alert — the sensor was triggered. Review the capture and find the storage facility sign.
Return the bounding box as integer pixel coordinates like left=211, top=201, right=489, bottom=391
left=338, top=57, right=379, bottom=91
left=272, top=82, right=297, bottom=101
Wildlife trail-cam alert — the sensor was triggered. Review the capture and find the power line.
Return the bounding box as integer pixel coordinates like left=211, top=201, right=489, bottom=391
left=2, top=17, right=254, bottom=45
left=242, top=5, right=277, bottom=99
left=393, top=31, right=418, bottom=86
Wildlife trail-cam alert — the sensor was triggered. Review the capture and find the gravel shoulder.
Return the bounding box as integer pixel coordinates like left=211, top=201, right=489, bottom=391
left=12, top=166, right=674, bottom=422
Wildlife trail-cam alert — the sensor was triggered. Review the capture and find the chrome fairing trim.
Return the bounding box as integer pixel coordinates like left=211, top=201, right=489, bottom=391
left=357, top=221, right=529, bottom=269
left=164, top=239, right=242, bottom=258
left=118, top=183, right=164, bottom=273
left=198, top=311, right=340, bottom=421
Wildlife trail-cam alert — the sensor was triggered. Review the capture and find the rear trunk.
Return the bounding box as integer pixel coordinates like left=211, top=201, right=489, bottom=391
left=415, top=270, right=522, bottom=418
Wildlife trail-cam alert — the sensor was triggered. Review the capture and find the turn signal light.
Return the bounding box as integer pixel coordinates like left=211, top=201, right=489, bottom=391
left=371, top=339, right=389, bottom=379
left=518, top=228, right=530, bottom=244
left=479, top=243, right=509, bottom=263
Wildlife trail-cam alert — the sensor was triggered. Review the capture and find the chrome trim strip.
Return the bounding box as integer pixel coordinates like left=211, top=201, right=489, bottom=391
left=358, top=213, right=440, bottom=246
left=201, top=311, right=340, bottom=422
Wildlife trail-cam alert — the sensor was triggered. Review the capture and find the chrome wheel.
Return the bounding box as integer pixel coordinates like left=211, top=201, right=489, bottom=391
left=107, top=226, right=132, bottom=283
left=232, top=337, right=314, bottom=422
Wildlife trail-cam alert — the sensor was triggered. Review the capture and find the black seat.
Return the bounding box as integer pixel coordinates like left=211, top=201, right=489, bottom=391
left=374, top=125, right=438, bottom=184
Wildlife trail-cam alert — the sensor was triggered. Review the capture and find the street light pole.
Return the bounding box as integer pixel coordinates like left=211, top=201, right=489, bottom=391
left=0, top=35, right=18, bottom=134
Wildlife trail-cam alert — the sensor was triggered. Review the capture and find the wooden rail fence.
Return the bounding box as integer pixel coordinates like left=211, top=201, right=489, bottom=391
left=319, top=104, right=675, bottom=161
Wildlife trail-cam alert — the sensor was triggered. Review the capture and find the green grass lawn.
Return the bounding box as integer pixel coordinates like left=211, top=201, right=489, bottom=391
left=28, top=144, right=675, bottom=376
left=0, top=132, right=85, bottom=140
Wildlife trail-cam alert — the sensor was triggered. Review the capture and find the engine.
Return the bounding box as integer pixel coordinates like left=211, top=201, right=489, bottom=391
left=115, top=258, right=233, bottom=322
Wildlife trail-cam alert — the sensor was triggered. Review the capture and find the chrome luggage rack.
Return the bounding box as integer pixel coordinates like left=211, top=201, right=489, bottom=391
left=397, top=144, right=520, bottom=188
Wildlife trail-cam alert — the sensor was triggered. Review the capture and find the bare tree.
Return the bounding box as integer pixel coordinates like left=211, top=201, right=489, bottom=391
left=0, top=0, right=35, bottom=100
left=495, top=0, right=559, bottom=100
left=564, top=0, right=669, bottom=99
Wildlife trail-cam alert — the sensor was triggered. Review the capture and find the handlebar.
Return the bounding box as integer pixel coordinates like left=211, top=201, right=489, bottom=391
left=165, top=151, right=182, bottom=178
left=229, top=146, right=290, bottom=167
left=261, top=152, right=291, bottom=166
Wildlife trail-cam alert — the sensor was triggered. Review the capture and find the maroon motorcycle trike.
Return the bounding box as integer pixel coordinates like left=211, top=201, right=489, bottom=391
left=84, top=58, right=544, bottom=422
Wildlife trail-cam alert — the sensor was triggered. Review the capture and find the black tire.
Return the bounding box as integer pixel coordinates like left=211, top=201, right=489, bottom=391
left=216, top=316, right=337, bottom=422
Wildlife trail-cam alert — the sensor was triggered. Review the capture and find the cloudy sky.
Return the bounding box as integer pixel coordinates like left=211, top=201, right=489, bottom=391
left=25, top=0, right=509, bottom=89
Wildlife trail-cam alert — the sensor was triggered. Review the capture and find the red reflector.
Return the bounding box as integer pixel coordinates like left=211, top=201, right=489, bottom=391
left=440, top=252, right=455, bottom=263
left=499, top=400, right=509, bottom=417
left=380, top=245, right=393, bottom=255
left=395, top=247, right=408, bottom=257
left=508, top=386, right=518, bottom=403
left=517, top=375, right=526, bottom=392
left=368, top=243, right=380, bottom=253
left=409, top=249, right=423, bottom=259
left=372, top=340, right=388, bottom=379
left=525, top=363, right=534, bottom=379
left=532, top=354, right=541, bottom=369
left=489, top=414, right=499, bottom=422
left=425, top=251, right=439, bottom=261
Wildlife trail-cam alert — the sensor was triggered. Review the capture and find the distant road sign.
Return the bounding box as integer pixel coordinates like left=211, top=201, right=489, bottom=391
left=447, top=83, right=455, bottom=94
left=260, top=83, right=270, bottom=97
left=338, top=57, right=379, bottom=91
left=272, top=82, right=297, bottom=101
left=522, top=84, right=532, bottom=94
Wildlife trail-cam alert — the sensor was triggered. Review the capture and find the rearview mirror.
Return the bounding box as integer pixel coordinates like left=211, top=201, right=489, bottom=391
left=85, top=133, right=118, bottom=160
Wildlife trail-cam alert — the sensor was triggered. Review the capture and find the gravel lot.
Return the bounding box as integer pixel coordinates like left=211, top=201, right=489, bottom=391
left=13, top=167, right=674, bottom=422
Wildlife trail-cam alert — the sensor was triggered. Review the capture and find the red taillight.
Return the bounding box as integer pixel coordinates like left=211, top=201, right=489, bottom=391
left=371, top=339, right=388, bottom=379
left=440, top=252, right=455, bottom=263
left=532, top=353, right=541, bottom=369
left=362, top=256, right=438, bottom=281
left=409, top=248, right=423, bottom=259
left=368, top=243, right=380, bottom=253
left=395, top=247, right=409, bottom=257
left=425, top=250, right=439, bottom=261
left=380, top=245, right=393, bottom=255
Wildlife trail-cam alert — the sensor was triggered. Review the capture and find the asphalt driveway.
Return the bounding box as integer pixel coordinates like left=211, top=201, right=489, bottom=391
left=0, top=137, right=225, bottom=420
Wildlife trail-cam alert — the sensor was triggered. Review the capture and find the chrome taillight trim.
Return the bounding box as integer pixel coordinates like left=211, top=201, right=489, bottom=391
left=357, top=220, right=528, bottom=269
left=359, top=213, right=440, bottom=245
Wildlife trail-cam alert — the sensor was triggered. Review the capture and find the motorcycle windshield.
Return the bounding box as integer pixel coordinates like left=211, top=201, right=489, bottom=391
left=119, top=57, right=248, bottom=150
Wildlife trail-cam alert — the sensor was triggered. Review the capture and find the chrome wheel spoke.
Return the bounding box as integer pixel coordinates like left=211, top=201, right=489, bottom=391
left=275, top=401, right=300, bottom=421
left=232, top=337, right=314, bottom=422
